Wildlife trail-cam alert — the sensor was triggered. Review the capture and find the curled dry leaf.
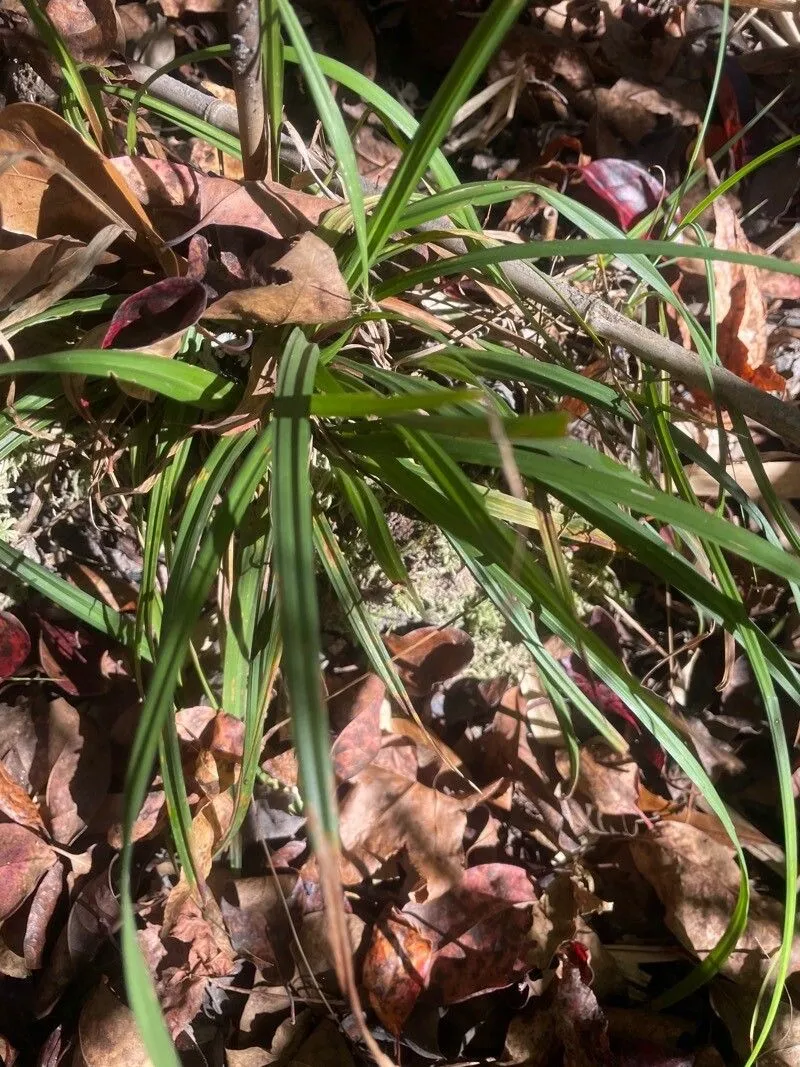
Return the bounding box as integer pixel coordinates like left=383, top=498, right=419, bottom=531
left=101, top=276, right=208, bottom=355
left=204, top=233, right=351, bottom=326
left=0, top=104, right=169, bottom=261
left=630, top=821, right=800, bottom=985
left=580, top=159, right=663, bottom=231
left=0, top=823, right=57, bottom=921
left=75, top=983, right=153, bottom=1067
left=0, top=612, right=31, bottom=681
left=109, top=157, right=332, bottom=242
left=41, top=0, right=124, bottom=65
left=383, top=625, right=474, bottom=697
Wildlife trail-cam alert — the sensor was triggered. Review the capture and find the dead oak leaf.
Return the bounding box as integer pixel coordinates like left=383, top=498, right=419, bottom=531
left=76, top=983, right=153, bottom=1067
left=204, top=233, right=351, bottom=326
left=43, top=0, right=124, bottom=65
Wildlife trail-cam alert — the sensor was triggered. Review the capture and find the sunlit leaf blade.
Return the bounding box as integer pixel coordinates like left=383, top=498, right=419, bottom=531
left=0, top=351, right=236, bottom=407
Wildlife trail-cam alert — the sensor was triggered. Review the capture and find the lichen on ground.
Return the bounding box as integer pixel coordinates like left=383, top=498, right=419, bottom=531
left=334, top=521, right=536, bottom=678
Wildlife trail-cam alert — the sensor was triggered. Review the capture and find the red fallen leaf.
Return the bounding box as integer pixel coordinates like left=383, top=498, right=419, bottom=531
left=0, top=823, right=57, bottom=921
left=580, top=159, right=664, bottom=231
left=363, top=912, right=434, bottom=1034
left=0, top=760, right=45, bottom=833
left=383, top=625, right=474, bottom=697
left=403, top=863, right=545, bottom=1004
left=209, top=712, right=245, bottom=763
left=37, top=616, right=127, bottom=697
left=101, top=276, right=207, bottom=354
left=0, top=612, right=31, bottom=680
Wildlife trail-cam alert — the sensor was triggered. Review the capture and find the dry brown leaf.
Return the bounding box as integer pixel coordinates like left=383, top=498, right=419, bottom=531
left=558, top=738, right=642, bottom=818
left=23, top=861, right=63, bottom=971
left=589, top=78, right=700, bottom=146
left=631, top=821, right=800, bottom=985
left=43, top=0, right=124, bottom=64
left=709, top=198, right=784, bottom=392
left=0, top=823, right=57, bottom=921
left=0, top=223, right=124, bottom=333
left=356, top=126, right=402, bottom=189
left=75, top=983, right=153, bottom=1067
left=157, top=0, right=224, bottom=13
left=220, top=872, right=302, bottom=975
left=0, top=759, right=45, bottom=833
left=339, top=762, right=493, bottom=895
left=109, top=157, right=332, bottom=241
left=383, top=625, right=474, bottom=697
left=0, top=105, right=172, bottom=267
left=204, top=233, right=351, bottom=326
left=44, top=700, right=110, bottom=845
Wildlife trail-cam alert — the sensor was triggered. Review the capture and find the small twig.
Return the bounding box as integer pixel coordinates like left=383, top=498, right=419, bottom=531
left=227, top=0, right=268, bottom=179
left=125, top=63, right=800, bottom=447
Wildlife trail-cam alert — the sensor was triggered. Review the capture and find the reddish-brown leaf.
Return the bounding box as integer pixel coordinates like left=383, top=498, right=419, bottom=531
left=220, top=872, right=302, bottom=976
left=109, top=157, right=332, bottom=242
left=332, top=703, right=382, bottom=783
left=101, top=277, right=207, bottom=354
left=42, top=0, right=124, bottom=64
left=403, top=863, right=544, bottom=1003
left=37, top=616, right=118, bottom=697
left=0, top=823, right=57, bottom=921
left=580, top=159, right=663, bottom=231
left=76, top=983, right=153, bottom=1067
left=362, top=912, right=433, bottom=1034
left=44, top=702, right=111, bottom=845
left=383, top=625, right=474, bottom=696
left=0, top=612, right=31, bottom=681
left=23, top=862, right=64, bottom=970
left=0, top=760, right=45, bottom=833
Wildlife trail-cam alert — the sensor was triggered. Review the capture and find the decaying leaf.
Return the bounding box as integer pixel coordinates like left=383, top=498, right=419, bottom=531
left=0, top=760, right=45, bottom=833
left=631, top=821, right=800, bottom=984
left=362, top=913, right=434, bottom=1034
left=580, top=159, right=663, bottom=231
left=0, top=612, right=30, bottom=681
left=204, top=233, right=351, bottom=326
left=75, top=983, right=153, bottom=1067
left=109, top=157, right=332, bottom=241
left=339, top=762, right=471, bottom=894
left=383, top=625, right=474, bottom=697
left=41, top=0, right=124, bottom=65
left=0, top=104, right=170, bottom=263
left=0, top=823, right=57, bottom=921
left=557, top=738, right=642, bottom=818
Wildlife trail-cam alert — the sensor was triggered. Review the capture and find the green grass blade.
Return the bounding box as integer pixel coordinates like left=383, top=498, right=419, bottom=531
left=359, top=0, right=528, bottom=271
left=0, top=350, right=236, bottom=407
left=271, top=328, right=337, bottom=837
left=275, top=0, right=368, bottom=289
left=332, top=465, right=413, bottom=591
